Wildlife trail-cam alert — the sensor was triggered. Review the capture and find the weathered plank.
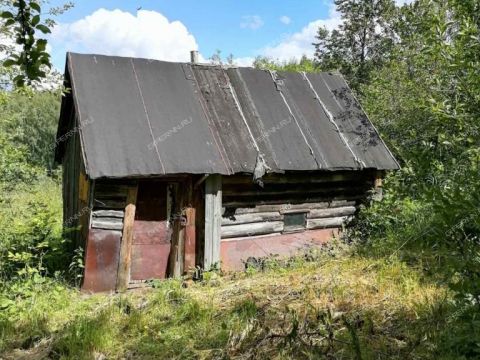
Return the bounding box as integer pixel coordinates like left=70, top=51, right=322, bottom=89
left=169, top=183, right=184, bottom=278
left=79, top=171, right=89, bottom=203
left=307, top=206, right=356, bottom=219
left=116, top=185, right=138, bottom=292
left=91, top=218, right=124, bottom=230
left=222, top=185, right=368, bottom=197
left=222, top=172, right=372, bottom=185
left=223, top=195, right=363, bottom=208
left=307, top=216, right=349, bottom=230
left=204, top=175, right=222, bottom=269
left=93, top=198, right=126, bottom=210
left=221, top=211, right=283, bottom=226
left=94, top=184, right=129, bottom=198
left=373, top=175, right=383, bottom=201
left=92, top=210, right=124, bottom=218
left=221, top=221, right=284, bottom=239
left=184, top=207, right=196, bottom=272
left=223, top=200, right=357, bottom=215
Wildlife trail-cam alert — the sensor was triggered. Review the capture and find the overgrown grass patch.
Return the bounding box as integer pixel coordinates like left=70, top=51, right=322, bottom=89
left=0, top=254, right=461, bottom=359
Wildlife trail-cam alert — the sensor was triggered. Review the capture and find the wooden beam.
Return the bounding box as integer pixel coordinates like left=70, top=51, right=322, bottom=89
left=116, top=185, right=138, bottom=292
left=221, top=211, right=283, bottom=226
left=92, top=210, right=124, bottom=218
left=204, top=175, right=222, bottom=270
left=224, top=200, right=357, bottom=215
left=194, top=174, right=209, bottom=190
left=222, top=172, right=372, bottom=185
left=78, top=171, right=89, bottom=203
left=221, top=221, right=284, bottom=239
left=168, top=183, right=185, bottom=278
left=307, top=206, right=356, bottom=219
left=223, top=195, right=363, bottom=208
left=306, top=216, right=349, bottom=230
left=222, top=185, right=368, bottom=197
left=184, top=207, right=196, bottom=272
left=91, top=218, right=124, bottom=230
left=373, top=174, right=383, bottom=201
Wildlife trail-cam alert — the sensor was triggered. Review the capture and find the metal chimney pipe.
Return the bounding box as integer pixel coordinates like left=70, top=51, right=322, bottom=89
left=190, top=50, right=199, bottom=64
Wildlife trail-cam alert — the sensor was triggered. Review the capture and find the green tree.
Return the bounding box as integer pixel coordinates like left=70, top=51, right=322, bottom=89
left=353, top=1, right=480, bottom=343
left=253, top=55, right=317, bottom=72
left=314, top=0, right=396, bottom=90
left=0, top=0, right=73, bottom=87
left=1, top=0, right=51, bottom=87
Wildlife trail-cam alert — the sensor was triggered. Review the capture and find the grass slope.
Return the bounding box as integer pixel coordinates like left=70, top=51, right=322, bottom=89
left=0, top=250, right=453, bottom=359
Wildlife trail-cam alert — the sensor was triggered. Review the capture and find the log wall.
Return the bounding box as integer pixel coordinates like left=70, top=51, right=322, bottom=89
left=221, top=171, right=375, bottom=238
left=220, top=171, right=376, bottom=270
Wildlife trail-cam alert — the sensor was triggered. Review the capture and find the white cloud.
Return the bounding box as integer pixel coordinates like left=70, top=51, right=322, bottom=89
left=232, top=56, right=255, bottom=67
left=279, top=16, right=291, bottom=25
left=260, top=5, right=340, bottom=62
left=240, top=15, right=264, bottom=30
left=50, top=9, right=200, bottom=62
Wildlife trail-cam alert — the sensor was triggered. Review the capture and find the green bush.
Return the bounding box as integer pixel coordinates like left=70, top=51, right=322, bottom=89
left=0, top=177, right=66, bottom=282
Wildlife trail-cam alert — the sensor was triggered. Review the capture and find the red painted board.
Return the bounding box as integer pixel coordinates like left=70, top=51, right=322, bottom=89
left=133, top=220, right=171, bottom=244
left=82, top=228, right=121, bottom=293
left=220, top=228, right=339, bottom=271
left=130, top=243, right=171, bottom=280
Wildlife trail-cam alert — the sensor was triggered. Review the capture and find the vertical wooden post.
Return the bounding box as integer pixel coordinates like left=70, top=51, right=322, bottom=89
left=116, top=185, right=138, bottom=292
left=373, top=172, right=383, bottom=201
left=168, top=183, right=185, bottom=278
left=204, top=175, right=222, bottom=270
left=78, top=169, right=91, bottom=249
left=184, top=207, right=196, bottom=272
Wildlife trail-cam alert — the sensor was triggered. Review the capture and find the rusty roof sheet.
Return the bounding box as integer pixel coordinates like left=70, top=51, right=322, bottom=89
left=58, top=52, right=399, bottom=179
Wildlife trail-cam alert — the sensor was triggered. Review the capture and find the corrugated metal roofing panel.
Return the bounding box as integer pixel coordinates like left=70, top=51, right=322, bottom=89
left=68, top=53, right=230, bottom=178
left=231, top=67, right=319, bottom=171
left=129, top=58, right=230, bottom=174
left=191, top=65, right=257, bottom=173
left=60, top=52, right=398, bottom=179
left=305, top=72, right=398, bottom=170
left=277, top=71, right=358, bottom=169
left=69, top=53, right=164, bottom=178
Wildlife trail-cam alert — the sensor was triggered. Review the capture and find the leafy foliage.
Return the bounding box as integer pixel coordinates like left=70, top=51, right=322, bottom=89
left=314, top=0, right=397, bottom=90
left=0, top=89, right=65, bottom=282
left=346, top=1, right=480, bottom=354
left=0, top=0, right=52, bottom=87
left=253, top=55, right=317, bottom=72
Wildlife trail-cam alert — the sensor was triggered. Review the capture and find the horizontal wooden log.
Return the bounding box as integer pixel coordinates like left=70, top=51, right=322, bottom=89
left=223, top=200, right=357, bottom=215
left=307, top=206, right=356, bottom=219
left=94, top=184, right=129, bottom=197
left=221, top=211, right=283, bottom=226
left=221, top=221, right=284, bottom=239
left=222, top=185, right=369, bottom=197
left=93, top=198, right=126, bottom=210
left=223, top=194, right=364, bottom=208
left=91, top=217, right=124, bottom=230
left=92, top=210, right=125, bottom=218
left=307, top=216, right=349, bottom=230
left=222, top=172, right=374, bottom=185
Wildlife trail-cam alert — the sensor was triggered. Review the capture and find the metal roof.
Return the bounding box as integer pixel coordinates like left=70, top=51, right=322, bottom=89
left=57, top=52, right=399, bottom=179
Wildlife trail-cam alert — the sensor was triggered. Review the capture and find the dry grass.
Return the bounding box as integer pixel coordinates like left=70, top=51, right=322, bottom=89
left=0, top=251, right=452, bottom=359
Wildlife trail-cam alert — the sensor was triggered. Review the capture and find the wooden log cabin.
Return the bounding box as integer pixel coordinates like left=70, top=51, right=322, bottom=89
left=55, top=52, right=399, bottom=293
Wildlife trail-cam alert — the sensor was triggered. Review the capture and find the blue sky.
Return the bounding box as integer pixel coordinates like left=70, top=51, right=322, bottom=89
left=47, top=0, right=341, bottom=69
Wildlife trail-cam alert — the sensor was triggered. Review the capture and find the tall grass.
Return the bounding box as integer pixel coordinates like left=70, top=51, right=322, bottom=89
left=0, top=252, right=457, bottom=359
